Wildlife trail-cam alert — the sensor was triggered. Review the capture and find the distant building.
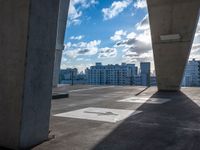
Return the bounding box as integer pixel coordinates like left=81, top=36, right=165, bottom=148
left=182, top=59, right=200, bottom=87
left=133, top=75, right=142, bottom=86
left=60, top=68, right=78, bottom=81
left=75, top=72, right=87, bottom=84
left=59, top=62, right=156, bottom=86
left=59, top=68, right=87, bottom=84
left=150, top=76, right=157, bottom=86
left=140, top=62, right=151, bottom=86
left=86, top=63, right=137, bottom=85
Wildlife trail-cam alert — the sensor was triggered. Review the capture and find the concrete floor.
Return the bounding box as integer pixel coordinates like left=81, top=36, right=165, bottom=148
left=1, top=85, right=200, bottom=150
left=33, top=86, right=200, bottom=150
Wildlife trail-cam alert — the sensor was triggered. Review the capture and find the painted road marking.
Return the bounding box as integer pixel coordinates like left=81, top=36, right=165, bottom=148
left=54, top=107, right=142, bottom=123
left=118, top=97, right=171, bottom=104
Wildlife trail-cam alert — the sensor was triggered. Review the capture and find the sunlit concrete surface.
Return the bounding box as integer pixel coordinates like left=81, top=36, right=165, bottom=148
left=118, top=97, right=171, bottom=104
left=31, top=86, right=200, bottom=150
left=54, top=107, right=141, bottom=123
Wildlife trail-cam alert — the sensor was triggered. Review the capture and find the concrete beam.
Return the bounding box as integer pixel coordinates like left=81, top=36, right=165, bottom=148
left=53, top=0, right=70, bottom=87
left=147, top=0, right=200, bottom=91
left=0, top=0, right=60, bottom=149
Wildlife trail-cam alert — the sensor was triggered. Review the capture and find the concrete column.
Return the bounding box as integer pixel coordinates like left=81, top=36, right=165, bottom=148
left=53, top=0, right=70, bottom=87
left=0, top=0, right=60, bottom=149
left=147, top=0, right=200, bottom=91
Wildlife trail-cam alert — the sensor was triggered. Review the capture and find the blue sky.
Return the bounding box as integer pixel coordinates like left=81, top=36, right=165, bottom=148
left=61, top=0, right=200, bottom=72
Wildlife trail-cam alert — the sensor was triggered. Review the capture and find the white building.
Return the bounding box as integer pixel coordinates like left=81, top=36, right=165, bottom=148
left=86, top=63, right=137, bottom=85
left=182, top=59, right=200, bottom=87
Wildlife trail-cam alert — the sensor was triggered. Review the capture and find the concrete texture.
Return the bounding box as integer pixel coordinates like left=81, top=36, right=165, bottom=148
left=53, top=49, right=63, bottom=87
left=53, top=0, right=70, bottom=87
left=31, top=86, right=200, bottom=150
left=147, top=0, right=200, bottom=91
left=0, top=0, right=60, bottom=149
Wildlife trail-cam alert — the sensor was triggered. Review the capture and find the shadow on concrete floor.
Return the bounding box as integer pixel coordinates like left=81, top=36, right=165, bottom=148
left=134, top=86, right=150, bottom=96
left=92, top=91, right=200, bottom=150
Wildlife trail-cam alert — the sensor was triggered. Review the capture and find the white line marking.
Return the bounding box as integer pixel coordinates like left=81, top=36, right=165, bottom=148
left=54, top=107, right=142, bottom=123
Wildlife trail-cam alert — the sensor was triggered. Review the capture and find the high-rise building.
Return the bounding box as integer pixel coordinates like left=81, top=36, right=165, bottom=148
left=150, top=76, right=157, bottom=86
left=59, top=68, right=78, bottom=84
left=182, top=59, right=200, bottom=87
left=59, top=69, right=87, bottom=85
left=140, top=62, right=151, bottom=86
left=86, top=63, right=137, bottom=85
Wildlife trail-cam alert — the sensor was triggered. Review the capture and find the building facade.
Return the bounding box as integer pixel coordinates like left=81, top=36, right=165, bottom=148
left=59, top=62, right=156, bottom=86
left=140, top=62, right=151, bottom=86
left=86, top=63, right=137, bottom=85
left=59, top=69, right=87, bottom=85
left=59, top=68, right=78, bottom=84
left=182, top=59, right=200, bottom=87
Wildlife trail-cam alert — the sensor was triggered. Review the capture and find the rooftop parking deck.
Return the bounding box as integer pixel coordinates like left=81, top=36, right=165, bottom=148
left=32, top=86, right=200, bottom=150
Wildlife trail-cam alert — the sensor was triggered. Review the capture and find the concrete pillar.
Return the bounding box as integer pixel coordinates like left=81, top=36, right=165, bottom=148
left=147, top=0, right=200, bottom=91
left=0, top=0, right=60, bottom=149
left=53, top=0, right=70, bottom=87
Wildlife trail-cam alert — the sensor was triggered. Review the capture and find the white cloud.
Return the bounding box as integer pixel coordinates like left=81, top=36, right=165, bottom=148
left=192, top=43, right=200, bottom=50
left=70, top=35, right=84, bottom=40
left=68, top=1, right=82, bottom=25
left=61, top=61, right=93, bottom=72
left=75, top=63, right=94, bottom=72
left=197, top=21, right=200, bottom=33
left=134, top=0, right=147, bottom=9
left=135, top=14, right=149, bottom=30
left=193, top=21, right=200, bottom=44
left=75, top=0, right=98, bottom=8
left=76, top=57, right=84, bottom=61
left=190, top=42, right=200, bottom=59
left=64, top=40, right=101, bottom=58
left=116, top=29, right=151, bottom=51
left=102, top=0, right=132, bottom=20
left=122, top=29, right=152, bottom=62
left=190, top=49, right=200, bottom=60
left=110, top=14, right=152, bottom=64
left=137, top=29, right=151, bottom=44
left=126, top=32, right=136, bottom=39
left=123, top=50, right=153, bottom=64
left=122, top=50, right=138, bottom=59
left=98, top=47, right=117, bottom=58
left=68, top=0, right=98, bottom=26
left=190, top=19, right=200, bottom=60
left=110, top=30, right=127, bottom=41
